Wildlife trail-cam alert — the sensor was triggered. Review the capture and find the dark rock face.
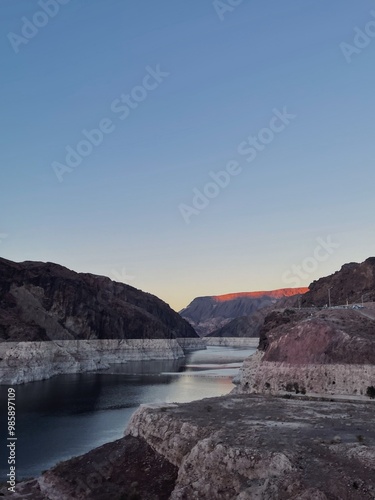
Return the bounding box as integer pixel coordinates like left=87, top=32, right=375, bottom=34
left=182, top=295, right=274, bottom=324
left=0, top=258, right=197, bottom=342
left=180, top=288, right=308, bottom=336
left=258, top=308, right=297, bottom=351
left=207, top=314, right=265, bottom=338
left=6, top=436, right=177, bottom=500
left=302, top=257, right=375, bottom=307
left=207, top=294, right=304, bottom=339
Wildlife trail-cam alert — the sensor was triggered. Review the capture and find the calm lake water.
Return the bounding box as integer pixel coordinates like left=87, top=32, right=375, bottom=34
left=0, top=346, right=255, bottom=480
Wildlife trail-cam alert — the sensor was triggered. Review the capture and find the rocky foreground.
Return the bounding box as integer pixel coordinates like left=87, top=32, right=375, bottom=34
left=6, top=395, right=375, bottom=499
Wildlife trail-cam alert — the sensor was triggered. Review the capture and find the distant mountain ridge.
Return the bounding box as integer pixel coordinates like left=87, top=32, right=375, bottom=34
left=0, top=257, right=197, bottom=342
left=207, top=293, right=304, bottom=338
left=180, top=287, right=308, bottom=336
left=212, top=288, right=308, bottom=302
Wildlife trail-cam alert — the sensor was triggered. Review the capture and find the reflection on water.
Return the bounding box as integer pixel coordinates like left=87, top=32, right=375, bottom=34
left=0, top=346, right=255, bottom=479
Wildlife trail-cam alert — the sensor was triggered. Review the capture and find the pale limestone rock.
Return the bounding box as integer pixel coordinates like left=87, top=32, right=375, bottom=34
left=234, top=351, right=375, bottom=398
left=0, top=339, right=186, bottom=385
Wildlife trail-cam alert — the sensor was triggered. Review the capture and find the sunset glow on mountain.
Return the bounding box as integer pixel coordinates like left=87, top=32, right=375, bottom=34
left=213, top=288, right=309, bottom=302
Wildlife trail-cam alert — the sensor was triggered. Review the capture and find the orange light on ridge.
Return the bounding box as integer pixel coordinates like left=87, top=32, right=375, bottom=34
left=212, top=288, right=309, bottom=302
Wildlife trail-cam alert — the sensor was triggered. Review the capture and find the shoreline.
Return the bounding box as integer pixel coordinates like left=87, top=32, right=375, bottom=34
left=0, top=337, right=256, bottom=386
left=0, top=338, right=207, bottom=385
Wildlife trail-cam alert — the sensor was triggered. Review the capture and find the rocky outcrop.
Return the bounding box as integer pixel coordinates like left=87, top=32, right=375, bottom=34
left=235, top=307, right=375, bottom=398
left=180, top=288, right=308, bottom=336
left=302, top=257, right=375, bottom=307
left=0, top=257, right=197, bottom=342
left=125, top=397, right=375, bottom=499
left=11, top=395, right=375, bottom=499
left=3, top=436, right=177, bottom=500
left=0, top=339, right=186, bottom=385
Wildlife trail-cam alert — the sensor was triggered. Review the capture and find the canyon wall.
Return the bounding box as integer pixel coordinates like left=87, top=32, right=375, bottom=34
left=0, top=257, right=197, bottom=343
left=180, top=288, right=307, bottom=335
left=0, top=339, right=187, bottom=385
left=234, top=308, right=375, bottom=398
left=234, top=351, right=375, bottom=398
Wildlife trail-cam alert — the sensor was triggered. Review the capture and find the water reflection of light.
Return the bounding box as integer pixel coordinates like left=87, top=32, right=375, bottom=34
left=150, top=373, right=235, bottom=404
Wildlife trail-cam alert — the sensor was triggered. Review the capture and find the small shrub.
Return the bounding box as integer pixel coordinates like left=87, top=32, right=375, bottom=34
left=285, top=382, right=305, bottom=394
left=293, top=382, right=300, bottom=394
left=366, top=386, right=375, bottom=399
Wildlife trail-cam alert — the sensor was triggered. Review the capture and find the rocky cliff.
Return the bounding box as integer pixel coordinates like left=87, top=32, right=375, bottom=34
left=302, top=257, right=375, bottom=307
left=0, top=258, right=199, bottom=384
left=0, top=257, right=196, bottom=342
left=235, top=307, right=375, bottom=397
left=233, top=258, right=375, bottom=398
left=180, top=288, right=308, bottom=336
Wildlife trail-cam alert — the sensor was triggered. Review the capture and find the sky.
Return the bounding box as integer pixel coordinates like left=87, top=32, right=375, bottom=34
left=1, top=0, right=374, bottom=311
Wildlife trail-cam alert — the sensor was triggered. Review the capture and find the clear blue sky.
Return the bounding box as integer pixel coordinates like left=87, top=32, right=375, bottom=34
left=1, top=0, right=374, bottom=311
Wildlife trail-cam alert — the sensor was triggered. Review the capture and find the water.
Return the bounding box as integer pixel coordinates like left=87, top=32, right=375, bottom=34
left=0, top=346, right=255, bottom=480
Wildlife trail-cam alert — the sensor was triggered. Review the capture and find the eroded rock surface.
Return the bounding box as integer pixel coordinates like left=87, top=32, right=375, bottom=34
left=9, top=395, right=375, bottom=499
left=235, top=308, right=375, bottom=398
left=3, top=436, right=177, bottom=500
left=125, top=396, right=375, bottom=499
left=0, top=339, right=186, bottom=385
